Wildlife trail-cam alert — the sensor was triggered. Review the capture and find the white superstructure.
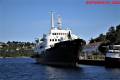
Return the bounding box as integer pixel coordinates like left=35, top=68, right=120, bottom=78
left=34, top=12, right=79, bottom=54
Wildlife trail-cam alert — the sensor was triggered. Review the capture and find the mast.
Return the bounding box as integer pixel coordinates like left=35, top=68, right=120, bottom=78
left=57, top=15, right=62, bottom=30
left=50, top=11, right=54, bottom=30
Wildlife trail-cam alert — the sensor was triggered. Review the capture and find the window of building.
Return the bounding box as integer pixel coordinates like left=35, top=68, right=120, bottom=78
left=40, top=46, right=43, bottom=49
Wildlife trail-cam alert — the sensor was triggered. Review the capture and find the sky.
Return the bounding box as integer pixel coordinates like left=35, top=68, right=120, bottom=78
left=0, top=0, right=120, bottom=42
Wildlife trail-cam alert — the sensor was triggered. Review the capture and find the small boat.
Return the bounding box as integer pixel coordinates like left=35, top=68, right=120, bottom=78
left=105, top=45, right=120, bottom=67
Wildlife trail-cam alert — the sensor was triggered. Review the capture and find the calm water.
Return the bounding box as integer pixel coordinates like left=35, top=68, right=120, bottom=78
left=0, top=58, right=120, bottom=80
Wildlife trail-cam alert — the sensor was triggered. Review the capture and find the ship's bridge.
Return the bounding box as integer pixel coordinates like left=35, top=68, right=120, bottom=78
left=46, top=29, right=72, bottom=48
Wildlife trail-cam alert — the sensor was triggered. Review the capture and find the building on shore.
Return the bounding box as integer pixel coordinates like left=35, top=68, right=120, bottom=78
left=79, top=42, right=105, bottom=60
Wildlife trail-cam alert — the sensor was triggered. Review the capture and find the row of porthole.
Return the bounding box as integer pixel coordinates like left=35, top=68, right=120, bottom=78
left=50, top=39, right=61, bottom=42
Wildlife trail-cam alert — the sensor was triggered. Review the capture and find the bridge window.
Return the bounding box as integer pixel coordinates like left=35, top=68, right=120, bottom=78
left=52, top=33, right=67, bottom=35
left=55, top=39, right=57, bottom=41
left=52, top=33, right=54, bottom=35
left=52, top=39, right=54, bottom=41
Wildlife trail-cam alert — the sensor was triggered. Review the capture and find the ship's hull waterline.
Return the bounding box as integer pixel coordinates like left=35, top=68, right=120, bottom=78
left=35, top=58, right=78, bottom=67
left=33, top=39, right=85, bottom=67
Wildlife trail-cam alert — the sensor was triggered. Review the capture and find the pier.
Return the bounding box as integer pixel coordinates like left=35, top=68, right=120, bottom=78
left=78, top=54, right=105, bottom=66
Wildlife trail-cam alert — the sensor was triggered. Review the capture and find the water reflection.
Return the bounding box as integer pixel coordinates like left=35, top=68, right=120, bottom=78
left=44, top=64, right=120, bottom=80
left=45, top=66, right=82, bottom=80
left=0, top=58, right=120, bottom=80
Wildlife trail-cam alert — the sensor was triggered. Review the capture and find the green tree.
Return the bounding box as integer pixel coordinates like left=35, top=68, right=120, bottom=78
left=115, top=25, right=120, bottom=44
left=106, top=26, right=116, bottom=44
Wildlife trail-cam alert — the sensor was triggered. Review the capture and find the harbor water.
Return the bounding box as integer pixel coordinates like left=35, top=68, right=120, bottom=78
left=0, top=58, right=120, bottom=80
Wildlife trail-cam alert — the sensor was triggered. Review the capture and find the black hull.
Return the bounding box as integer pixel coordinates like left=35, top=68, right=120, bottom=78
left=36, top=58, right=78, bottom=67
left=105, top=57, right=120, bottom=67
left=33, top=39, right=84, bottom=67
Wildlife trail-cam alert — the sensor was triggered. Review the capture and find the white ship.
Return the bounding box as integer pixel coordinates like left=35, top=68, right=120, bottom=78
left=105, top=45, right=120, bottom=67
left=32, top=12, right=86, bottom=67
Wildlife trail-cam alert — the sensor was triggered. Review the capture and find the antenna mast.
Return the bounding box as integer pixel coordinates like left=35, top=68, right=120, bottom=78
left=50, top=11, right=54, bottom=29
